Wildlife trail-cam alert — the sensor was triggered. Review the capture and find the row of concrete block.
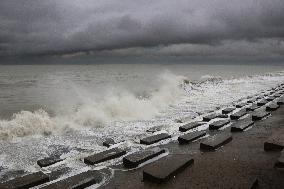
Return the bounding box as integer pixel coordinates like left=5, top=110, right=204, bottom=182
left=1, top=84, right=284, bottom=188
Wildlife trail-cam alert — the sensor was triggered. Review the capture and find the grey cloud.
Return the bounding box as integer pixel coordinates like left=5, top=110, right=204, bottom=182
left=88, top=39, right=284, bottom=58
left=0, top=0, right=284, bottom=57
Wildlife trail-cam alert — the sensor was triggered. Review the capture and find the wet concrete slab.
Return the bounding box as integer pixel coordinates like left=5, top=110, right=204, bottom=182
left=179, top=121, right=203, bottom=132
left=0, top=171, right=49, bottom=189
left=40, top=170, right=102, bottom=189
left=142, top=155, right=194, bottom=183
left=0, top=169, right=27, bottom=183
left=209, top=119, right=230, bottom=130
left=103, top=138, right=116, bottom=148
left=236, top=102, right=247, bottom=108
left=140, top=133, right=171, bottom=145
left=203, top=113, right=219, bottom=122
left=178, top=131, right=207, bottom=144
left=266, top=102, right=280, bottom=111
left=257, top=99, right=268, bottom=106
left=218, top=114, right=229, bottom=118
left=36, top=145, right=86, bottom=167
left=123, top=147, right=166, bottom=168
left=276, top=97, right=284, bottom=105
left=269, top=90, right=275, bottom=94
left=266, top=96, right=276, bottom=101
left=49, top=166, right=72, bottom=181
left=222, top=107, right=236, bottom=114
left=200, top=133, right=233, bottom=151
left=231, top=116, right=254, bottom=132
left=37, top=156, right=63, bottom=168
left=230, top=108, right=247, bottom=120
left=84, top=148, right=126, bottom=165
left=252, top=109, right=270, bottom=121
left=274, top=93, right=282, bottom=98
left=246, top=103, right=260, bottom=111
left=255, top=95, right=263, bottom=100
left=247, top=98, right=257, bottom=103
left=264, top=128, right=284, bottom=151
left=35, top=145, right=73, bottom=168
left=146, top=126, right=163, bottom=133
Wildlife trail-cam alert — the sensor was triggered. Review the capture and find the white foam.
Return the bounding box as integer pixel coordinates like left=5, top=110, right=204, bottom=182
left=0, top=109, right=56, bottom=140
left=1, top=70, right=284, bottom=141
left=0, top=71, right=186, bottom=140
left=72, top=71, right=185, bottom=125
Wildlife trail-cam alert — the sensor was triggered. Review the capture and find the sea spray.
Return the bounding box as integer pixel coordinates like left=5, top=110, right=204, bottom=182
left=0, top=109, right=55, bottom=139
left=2, top=70, right=284, bottom=140
left=0, top=71, right=188, bottom=139
left=72, top=71, right=186, bottom=126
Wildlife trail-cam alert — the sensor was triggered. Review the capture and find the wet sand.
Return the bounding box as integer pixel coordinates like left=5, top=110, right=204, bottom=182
left=102, top=107, right=284, bottom=189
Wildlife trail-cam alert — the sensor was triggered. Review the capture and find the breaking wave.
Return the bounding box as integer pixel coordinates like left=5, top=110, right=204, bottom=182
left=1, top=70, right=284, bottom=140
left=0, top=109, right=55, bottom=139
left=0, top=71, right=187, bottom=140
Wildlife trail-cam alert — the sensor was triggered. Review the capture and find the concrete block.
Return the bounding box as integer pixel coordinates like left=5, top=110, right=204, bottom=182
left=123, top=147, right=166, bottom=168
left=84, top=148, right=126, bottom=165
left=178, top=131, right=207, bottom=144
left=143, top=155, right=194, bottom=183
left=0, top=171, right=49, bottom=189
left=140, top=133, right=171, bottom=145
left=200, top=133, right=232, bottom=151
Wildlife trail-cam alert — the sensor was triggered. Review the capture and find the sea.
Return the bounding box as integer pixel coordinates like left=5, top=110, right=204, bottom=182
left=0, top=63, right=284, bottom=185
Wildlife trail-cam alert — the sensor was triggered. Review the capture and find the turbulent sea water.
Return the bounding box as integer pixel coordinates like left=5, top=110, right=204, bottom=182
left=1, top=63, right=284, bottom=184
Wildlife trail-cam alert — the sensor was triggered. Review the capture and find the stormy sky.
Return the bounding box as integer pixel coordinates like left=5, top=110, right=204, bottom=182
left=1, top=0, right=284, bottom=59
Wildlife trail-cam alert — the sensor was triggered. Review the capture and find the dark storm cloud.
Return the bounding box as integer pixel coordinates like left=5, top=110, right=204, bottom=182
left=0, top=0, right=284, bottom=57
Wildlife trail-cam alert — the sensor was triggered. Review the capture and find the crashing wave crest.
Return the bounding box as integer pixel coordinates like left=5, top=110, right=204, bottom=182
left=0, top=71, right=187, bottom=139
left=0, top=109, right=55, bottom=139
